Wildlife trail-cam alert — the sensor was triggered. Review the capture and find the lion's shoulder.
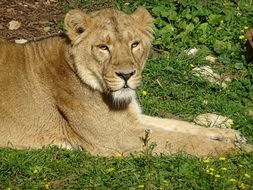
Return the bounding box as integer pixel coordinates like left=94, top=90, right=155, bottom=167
left=0, top=38, right=25, bottom=63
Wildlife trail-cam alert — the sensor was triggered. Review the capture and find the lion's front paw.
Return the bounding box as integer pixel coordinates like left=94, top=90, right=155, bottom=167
left=206, top=128, right=246, bottom=143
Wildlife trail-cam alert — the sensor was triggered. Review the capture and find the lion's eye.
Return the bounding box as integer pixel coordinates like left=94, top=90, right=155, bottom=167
left=97, top=44, right=109, bottom=51
left=131, top=41, right=140, bottom=48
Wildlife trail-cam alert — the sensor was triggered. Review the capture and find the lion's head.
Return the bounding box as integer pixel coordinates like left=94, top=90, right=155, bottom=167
left=64, top=7, right=153, bottom=103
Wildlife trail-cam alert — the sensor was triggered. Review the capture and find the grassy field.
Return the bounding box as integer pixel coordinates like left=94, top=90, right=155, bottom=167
left=1, top=0, right=253, bottom=189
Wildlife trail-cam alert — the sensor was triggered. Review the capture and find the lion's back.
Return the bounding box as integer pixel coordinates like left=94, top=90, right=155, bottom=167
left=0, top=39, right=28, bottom=92
left=0, top=37, right=68, bottom=148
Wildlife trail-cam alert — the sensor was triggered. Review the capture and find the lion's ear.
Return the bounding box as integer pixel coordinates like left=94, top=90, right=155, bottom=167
left=131, top=7, right=153, bottom=32
left=64, top=9, right=91, bottom=41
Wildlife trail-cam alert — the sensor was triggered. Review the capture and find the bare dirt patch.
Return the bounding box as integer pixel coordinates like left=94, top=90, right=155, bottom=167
left=0, top=0, right=65, bottom=41
left=0, top=0, right=130, bottom=41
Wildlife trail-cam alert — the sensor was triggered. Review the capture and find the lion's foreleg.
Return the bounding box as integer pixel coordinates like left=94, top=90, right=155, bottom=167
left=138, top=115, right=245, bottom=143
left=131, top=115, right=252, bottom=156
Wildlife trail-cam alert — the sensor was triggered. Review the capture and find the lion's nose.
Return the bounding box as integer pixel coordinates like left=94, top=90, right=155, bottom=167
left=116, top=71, right=136, bottom=81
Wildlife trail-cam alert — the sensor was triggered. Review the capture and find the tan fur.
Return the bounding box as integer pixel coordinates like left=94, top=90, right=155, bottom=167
left=0, top=8, right=252, bottom=156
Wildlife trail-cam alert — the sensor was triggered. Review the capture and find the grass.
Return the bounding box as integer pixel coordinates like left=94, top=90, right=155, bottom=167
left=1, top=0, right=253, bottom=189
left=1, top=147, right=253, bottom=189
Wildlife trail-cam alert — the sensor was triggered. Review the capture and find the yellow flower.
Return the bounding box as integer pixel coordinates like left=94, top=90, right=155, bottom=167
left=218, top=157, right=226, bottom=161
left=190, top=64, right=195, bottom=68
left=209, top=167, right=215, bottom=172
left=44, top=183, right=50, bottom=190
left=141, top=90, right=147, bottom=96
left=203, top=159, right=210, bottom=164
left=221, top=167, right=227, bottom=171
left=6, top=188, right=11, bottom=190
left=240, top=29, right=244, bottom=33
left=33, top=169, right=39, bottom=174
left=244, top=173, right=251, bottom=178
left=229, top=178, right=236, bottom=182
left=239, top=183, right=246, bottom=189
left=106, top=168, right=115, bottom=173
left=209, top=172, right=214, bottom=176
left=239, top=35, right=245, bottom=40
left=115, top=152, right=123, bottom=159
left=244, top=26, right=249, bottom=30
left=206, top=169, right=210, bottom=173
left=138, top=184, right=144, bottom=189
left=214, top=174, right=221, bottom=178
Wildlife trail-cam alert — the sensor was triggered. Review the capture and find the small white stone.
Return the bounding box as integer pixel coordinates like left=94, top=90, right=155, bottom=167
left=8, top=20, right=21, bottom=30
left=15, top=39, right=28, bottom=44
left=192, top=65, right=219, bottom=83
left=43, top=26, right=50, bottom=32
left=46, top=0, right=57, bottom=4
left=194, top=113, right=234, bottom=129
left=205, top=55, right=217, bottom=63
left=192, top=65, right=231, bottom=88
left=187, top=48, right=198, bottom=56
left=247, top=110, right=253, bottom=117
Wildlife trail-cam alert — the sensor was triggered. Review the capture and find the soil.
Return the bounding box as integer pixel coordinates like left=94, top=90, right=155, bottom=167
left=0, top=0, right=126, bottom=41
left=0, top=0, right=64, bottom=41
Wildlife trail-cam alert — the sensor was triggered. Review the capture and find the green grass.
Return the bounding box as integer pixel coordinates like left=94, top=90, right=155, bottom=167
left=1, top=0, right=253, bottom=189
left=138, top=52, right=253, bottom=143
left=1, top=147, right=253, bottom=189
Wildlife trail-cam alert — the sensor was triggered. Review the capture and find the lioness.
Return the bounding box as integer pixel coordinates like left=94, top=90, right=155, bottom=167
left=0, top=7, right=251, bottom=156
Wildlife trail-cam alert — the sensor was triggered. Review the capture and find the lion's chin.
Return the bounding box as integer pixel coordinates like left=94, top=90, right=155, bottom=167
left=111, top=88, right=136, bottom=104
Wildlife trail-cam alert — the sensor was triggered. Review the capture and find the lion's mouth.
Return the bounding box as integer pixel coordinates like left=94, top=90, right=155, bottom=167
left=110, top=83, right=136, bottom=92
left=104, top=76, right=140, bottom=95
